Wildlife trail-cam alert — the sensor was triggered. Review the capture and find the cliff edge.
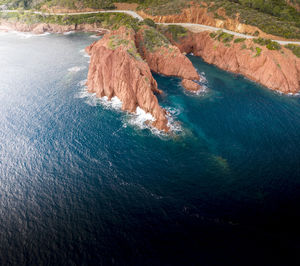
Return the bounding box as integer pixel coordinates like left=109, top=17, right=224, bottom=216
left=136, top=25, right=203, bottom=91
left=165, top=30, right=300, bottom=94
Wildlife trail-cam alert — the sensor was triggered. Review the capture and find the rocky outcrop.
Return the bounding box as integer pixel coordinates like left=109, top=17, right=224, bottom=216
left=168, top=31, right=300, bottom=94
left=136, top=26, right=201, bottom=91
left=139, top=6, right=215, bottom=26
left=181, top=79, right=203, bottom=91
left=86, top=26, right=169, bottom=131
left=0, top=19, right=108, bottom=34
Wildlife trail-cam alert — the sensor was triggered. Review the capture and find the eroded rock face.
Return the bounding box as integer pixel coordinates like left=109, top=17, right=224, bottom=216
left=169, top=31, right=300, bottom=94
left=86, top=26, right=169, bottom=131
left=139, top=5, right=275, bottom=39
left=136, top=26, right=201, bottom=91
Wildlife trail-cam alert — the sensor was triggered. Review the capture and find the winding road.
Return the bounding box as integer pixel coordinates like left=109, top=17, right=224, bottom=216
left=1, top=9, right=300, bottom=45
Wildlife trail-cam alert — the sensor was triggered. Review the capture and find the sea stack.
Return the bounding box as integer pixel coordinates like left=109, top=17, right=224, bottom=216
left=85, top=26, right=169, bottom=132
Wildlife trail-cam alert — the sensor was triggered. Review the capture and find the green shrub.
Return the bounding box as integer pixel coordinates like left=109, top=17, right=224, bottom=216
left=234, top=37, right=246, bottom=43
left=214, top=12, right=225, bottom=20
left=284, top=44, right=300, bottom=58
left=210, top=32, right=217, bottom=39
left=166, top=24, right=187, bottom=41
left=266, top=41, right=281, bottom=50
left=143, top=18, right=156, bottom=28
left=216, top=30, right=234, bottom=43
left=143, top=27, right=170, bottom=52
left=253, top=38, right=281, bottom=50
left=255, top=47, right=262, bottom=56
left=253, top=37, right=266, bottom=45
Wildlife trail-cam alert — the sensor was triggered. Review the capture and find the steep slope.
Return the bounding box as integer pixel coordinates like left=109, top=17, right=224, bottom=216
left=136, top=25, right=203, bottom=91
left=166, top=30, right=300, bottom=94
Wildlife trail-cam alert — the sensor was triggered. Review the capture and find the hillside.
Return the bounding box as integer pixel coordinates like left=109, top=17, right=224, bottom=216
left=137, top=0, right=300, bottom=39
left=1, top=0, right=300, bottom=39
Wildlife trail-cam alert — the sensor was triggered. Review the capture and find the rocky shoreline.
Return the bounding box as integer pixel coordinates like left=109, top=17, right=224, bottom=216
left=0, top=19, right=108, bottom=34
left=166, top=31, right=300, bottom=94
left=2, top=19, right=300, bottom=132
left=85, top=26, right=202, bottom=132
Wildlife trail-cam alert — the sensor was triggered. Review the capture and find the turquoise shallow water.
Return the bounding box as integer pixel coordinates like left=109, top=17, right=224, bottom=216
left=0, top=32, right=300, bottom=265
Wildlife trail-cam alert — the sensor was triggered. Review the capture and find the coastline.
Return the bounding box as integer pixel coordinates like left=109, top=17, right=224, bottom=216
left=1, top=18, right=299, bottom=98
left=0, top=19, right=108, bottom=34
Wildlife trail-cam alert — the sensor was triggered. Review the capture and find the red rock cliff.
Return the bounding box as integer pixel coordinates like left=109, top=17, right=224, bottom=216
left=168, top=31, right=300, bottom=94
left=86, top=26, right=169, bottom=131
left=136, top=26, right=202, bottom=91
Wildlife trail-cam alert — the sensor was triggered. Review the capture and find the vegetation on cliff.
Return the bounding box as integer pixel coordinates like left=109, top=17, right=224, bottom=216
left=136, top=0, right=300, bottom=39
left=284, top=43, right=300, bottom=57
left=158, top=24, right=187, bottom=41
left=1, top=0, right=300, bottom=39
left=0, top=11, right=141, bottom=29
left=209, top=31, right=283, bottom=51
left=108, top=33, right=142, bottom=60
left=253, top=37, right=281, bottom=50
left=141, top=26, right=170, bottom=52
left=0, top=0, right=115, bottom=9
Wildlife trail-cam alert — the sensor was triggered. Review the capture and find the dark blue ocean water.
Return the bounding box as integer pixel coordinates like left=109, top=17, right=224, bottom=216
left=0, top=32, right=300, bottom=265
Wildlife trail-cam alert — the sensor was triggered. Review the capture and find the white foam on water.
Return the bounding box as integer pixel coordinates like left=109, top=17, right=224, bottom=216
left=7, top=31, right=34, bottom=39
left=75, top=85, right=97, bottom=106
left=199, top=72, right=208, bottom=84
left=287, top=92, right=300, bottom=97
left=17, top=31, right=50, bottom=38
left=79, top=49, right=90, bottom=58
left=181, top=81, right=209, bottom=97
left=127, top=107, right=155, bottom=130
left=75, top=87, right=182, bottom=137
left=90, top=34, right=100, bottom=38
left=75, top=85, right=123, bottom=109
left=274, top=89, right=300, bottom=97
left=165, top=107, right=183, bottom=134
left=78, top=79, right=87, bottom=87
left=34, top=32, right=51, bottom=37
left=68, top=66, right=86, bottom=73
left=194, top=84, right=209, bottom=96
left=63, top=31, right=75, bottom=35
left=125, top=106, right=183, bottom=137
left=99, top=96, right=123, bottom=110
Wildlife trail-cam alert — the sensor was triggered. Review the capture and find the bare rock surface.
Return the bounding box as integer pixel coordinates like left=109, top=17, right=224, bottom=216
left=86, top=26, right=169, bottom=131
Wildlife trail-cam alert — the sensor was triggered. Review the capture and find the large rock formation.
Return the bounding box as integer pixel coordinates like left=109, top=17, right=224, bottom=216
left=136, top=25, right=201, bottom=91
left=86, top=26, right=169, bottom=131
left=167, top=31, right=300, bottom=94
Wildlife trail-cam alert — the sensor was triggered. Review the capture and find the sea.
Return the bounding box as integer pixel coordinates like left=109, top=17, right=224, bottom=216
left=0, top=31, right=299, bottom=265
